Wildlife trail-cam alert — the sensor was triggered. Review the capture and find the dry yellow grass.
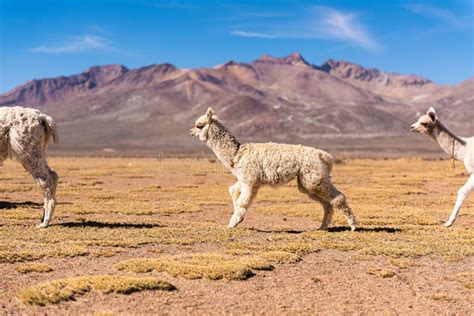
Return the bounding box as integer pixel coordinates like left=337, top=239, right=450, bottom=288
left=367, top=268, right=397, bottom=278
left=454, top=272, right=474, bottom=289
left=1, top=158, right=473, bottom=264
left=259, top=251, right=302, bottom=264
left=0, top=157, right=473, bottom=312
left=115, top=253, right=273, bottom=280
left=15, top=263, right=53, bottom=274
left=0, top=246, right=89, bottom=263
left=17, top=275, right=176, bottom=306
left=388, top=258, right=417, bottom=269
left=427, top=292, right=455, bottom=302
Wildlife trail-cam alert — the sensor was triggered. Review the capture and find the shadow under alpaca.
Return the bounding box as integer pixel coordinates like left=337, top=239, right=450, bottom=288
left=56, top=220, right=164, bottom=229
left=0, top=201, right=43, bottom=210
left=249, top=226, right=401, bottom=234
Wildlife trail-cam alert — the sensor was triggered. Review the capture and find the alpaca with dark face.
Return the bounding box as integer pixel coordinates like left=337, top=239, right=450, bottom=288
left=0, top=106, right=59, bottom=228
left=411, top=107, right=474, bottom=227
left=190, top=107, right=357, bottom=231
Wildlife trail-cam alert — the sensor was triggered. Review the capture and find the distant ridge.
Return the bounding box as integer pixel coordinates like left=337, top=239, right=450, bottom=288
left=1, top=52, right=472, bottom=152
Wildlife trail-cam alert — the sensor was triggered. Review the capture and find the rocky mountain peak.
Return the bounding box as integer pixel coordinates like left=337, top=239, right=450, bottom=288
left=255, top=52, right=312, bottom=68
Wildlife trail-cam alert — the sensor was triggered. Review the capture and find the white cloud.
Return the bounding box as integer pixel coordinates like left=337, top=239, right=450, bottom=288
left=232, top=30, right=276, bottom=38
left=230, top=6, right=378, bottom=50
left=316, top=7, right=377, bottom=49
left=30, top=35, right=109, bottom=53
left=405, top=3, right=460, bottom=26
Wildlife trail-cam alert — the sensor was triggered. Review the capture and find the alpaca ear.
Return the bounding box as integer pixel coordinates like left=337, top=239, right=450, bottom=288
left=427, top=107, right=436, bottom=122
left=206, top=107, right=214, bottom=121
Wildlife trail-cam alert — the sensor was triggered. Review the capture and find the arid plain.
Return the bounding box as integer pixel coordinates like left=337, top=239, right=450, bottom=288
left=0, top=156, right=472, bottom=314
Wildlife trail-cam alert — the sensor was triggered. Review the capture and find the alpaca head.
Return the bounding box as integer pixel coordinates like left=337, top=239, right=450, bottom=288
left=411, top=107, right=437, bottom=134
left=190, top=107, right=217, bottom=142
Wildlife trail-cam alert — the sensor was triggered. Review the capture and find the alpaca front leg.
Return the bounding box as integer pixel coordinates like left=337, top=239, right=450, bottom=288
left=444, top=174, right=474, bottom=227
left=228, top=183, right=256, bottom=228
left=38, top=195, right=56, bottom=228
left=228, top=182, right=241, bottom=207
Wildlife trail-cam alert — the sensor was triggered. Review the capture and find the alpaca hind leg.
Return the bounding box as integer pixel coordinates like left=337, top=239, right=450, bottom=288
left=298, top=176, right=332, bottom=229
left=331, top=191, right=357, bottom=231
left=300, top=174, right=354, bottom=231
left=228, top=183, right=257, bottom=228
left=444, top=174, right=474, bottom=227
left=305, top=192, right=333, bottom=230
left=22, top=158, right=58, bottom=228
left=314, top=180, right=357, bottom=231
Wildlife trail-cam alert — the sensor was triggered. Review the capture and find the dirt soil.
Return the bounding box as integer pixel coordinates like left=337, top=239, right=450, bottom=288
left=1, top=157, right=473, bottom=315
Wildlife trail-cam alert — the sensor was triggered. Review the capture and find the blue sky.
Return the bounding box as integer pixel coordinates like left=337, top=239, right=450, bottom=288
left=1, top=0, right=473, bottom=93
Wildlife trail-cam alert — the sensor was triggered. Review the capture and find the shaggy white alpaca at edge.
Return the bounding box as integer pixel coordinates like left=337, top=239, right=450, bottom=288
left=190, top=107, right=357, bottom=231
left=0, top=106, right=59, bottom=227
left=411, top=107, right=474, bottom=227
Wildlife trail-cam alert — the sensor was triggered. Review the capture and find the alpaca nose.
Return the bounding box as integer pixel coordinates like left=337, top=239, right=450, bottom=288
left=410, top=125, right=416, bottom=132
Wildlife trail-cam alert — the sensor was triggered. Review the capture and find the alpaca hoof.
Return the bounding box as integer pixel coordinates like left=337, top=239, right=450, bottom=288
left=227, top=220, right=238, bottom=229
left=443, top=221, right=454, bottom=227
left=227, top=221, right=240, bottom=229
left=37, top=222, right=49, bottom=228
left=317, top=226, right=328, bottom=231
left=350, top=225, right=357, bottom=232
left=228, top=216, right=243, bottom=229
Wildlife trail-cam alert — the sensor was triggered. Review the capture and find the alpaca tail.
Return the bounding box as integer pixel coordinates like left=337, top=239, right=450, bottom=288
left=318, top=150, right=334, bottom=173
left=40, top=114, right=59, bottom=147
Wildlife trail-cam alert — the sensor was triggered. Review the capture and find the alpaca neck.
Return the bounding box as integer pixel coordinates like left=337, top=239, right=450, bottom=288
left=206, top=121, right=240, bottom=170
left=431, top=121, right=467, bottom=161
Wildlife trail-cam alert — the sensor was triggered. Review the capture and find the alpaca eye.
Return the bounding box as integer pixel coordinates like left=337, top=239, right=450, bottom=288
left=421, top=122, right=428, bottom=126
left=196, top=124, right=204, bottom=129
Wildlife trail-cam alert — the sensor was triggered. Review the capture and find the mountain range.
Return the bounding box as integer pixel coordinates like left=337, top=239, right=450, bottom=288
left=1, top=52, right=472, bottom=154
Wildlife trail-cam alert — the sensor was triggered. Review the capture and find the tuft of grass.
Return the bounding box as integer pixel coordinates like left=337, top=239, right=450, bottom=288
left=367, top=268, right=396, bottom=278
left=259, top=251, right=301, bottom=264
left=0, top=246, right=89, bottom=263
left=15, top=263, right=53, bottom=274
left=0, top=251, right=43, bottom=264
left=455, top=272, right=474, bottom=289
left=388, top=258, right=416, bottom=269
left=115, top=253, right=273, bottom=280
left=428, top=292, right=455, bottom=302
left=464, top=282, right=474, bottom=289
left=379, top=269, right=397, bottom=278
left=17, top=275, right=176, bottom=306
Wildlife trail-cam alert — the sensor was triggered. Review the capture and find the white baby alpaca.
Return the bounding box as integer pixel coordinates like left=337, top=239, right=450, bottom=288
left=411, top=107, right=473, bottom=227
left=0, top=106, right=59, bottom=227
left=190, top=107, right=357, bottom=231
